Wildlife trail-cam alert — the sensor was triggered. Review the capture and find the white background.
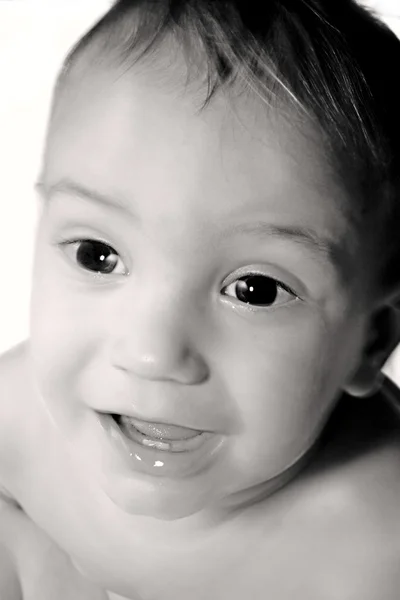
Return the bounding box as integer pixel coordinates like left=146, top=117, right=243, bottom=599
left=0, top=1, right=399, bottom=381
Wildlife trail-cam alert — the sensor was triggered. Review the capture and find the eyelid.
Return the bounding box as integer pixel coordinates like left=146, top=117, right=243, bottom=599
left=222, top=266, right=300, bottom=298
left=58, top=237, right=129, bottom=277
left=58, top=235, right=116, bottom=249
left=220, top=270, right=301, bottom=313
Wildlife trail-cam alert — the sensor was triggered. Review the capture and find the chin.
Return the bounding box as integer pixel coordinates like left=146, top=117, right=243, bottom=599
left=101, top=472, right=222, bottom=521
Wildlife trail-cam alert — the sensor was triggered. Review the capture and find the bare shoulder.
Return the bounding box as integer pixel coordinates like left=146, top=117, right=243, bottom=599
left=0, top=341, right=33, bottom=497
left=0, top=340, right=31, bottom=382
left=0, top=488, right=108, bottom=600
left=0, top=543, right=21, bottom=600
left=308, top=378, right=400, bottom=529
left=0, top=502, right=22, bottom=599
left=0, top=340, right=31, bottom=423
left=0, top=340, right=31, bottom=408
left=0, top=344, right=28, bottom=598
left=287, top=380, right=400, bottom=598
left=0, top=494, right=27, bottom=600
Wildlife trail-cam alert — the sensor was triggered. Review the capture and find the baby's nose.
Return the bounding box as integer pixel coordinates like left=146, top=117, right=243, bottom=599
left=110, top=301, right=209, bottom=385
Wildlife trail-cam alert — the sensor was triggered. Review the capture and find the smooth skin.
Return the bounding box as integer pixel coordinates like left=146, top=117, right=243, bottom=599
left=1, top=47, right=400, bottom=599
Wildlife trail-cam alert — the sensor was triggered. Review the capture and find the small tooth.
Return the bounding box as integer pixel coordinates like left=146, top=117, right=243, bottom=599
left=142, top=438, right=171, bottom=450
left=117, top=418, right=211, bottom=452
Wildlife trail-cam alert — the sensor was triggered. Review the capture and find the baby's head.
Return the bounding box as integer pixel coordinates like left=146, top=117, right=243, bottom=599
left=29, top=0, right=400, bottom=528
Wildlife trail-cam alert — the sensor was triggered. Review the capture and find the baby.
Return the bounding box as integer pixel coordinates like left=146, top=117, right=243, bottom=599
left=1, top=0, right=400, bottom=598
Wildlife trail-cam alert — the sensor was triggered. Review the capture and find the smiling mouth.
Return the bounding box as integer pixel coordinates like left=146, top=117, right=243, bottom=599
left=112, top=414, right=213, bottom=453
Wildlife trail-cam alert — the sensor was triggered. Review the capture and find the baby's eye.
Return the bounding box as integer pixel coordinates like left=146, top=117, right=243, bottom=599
left=221, top=274, right=298, bottom=308
left=62, top=239, right=127, bottom=275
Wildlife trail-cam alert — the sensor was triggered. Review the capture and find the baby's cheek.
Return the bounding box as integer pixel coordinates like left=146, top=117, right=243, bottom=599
left=30, top=294, right=93, bottom=415
left=226, top=312, right=331, bottom=398
left=31, top=271, right=102, bottom=356
left=222, top=317, right=342, bottom=447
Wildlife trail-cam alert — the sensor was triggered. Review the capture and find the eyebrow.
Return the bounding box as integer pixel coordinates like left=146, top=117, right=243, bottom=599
left=221, top=221, right=342, bottom=264
left=36, top=178, right=349, bottom=274
left=227, top=221, right=353, bottom=281
left=35, top=179, right=136, bottom=218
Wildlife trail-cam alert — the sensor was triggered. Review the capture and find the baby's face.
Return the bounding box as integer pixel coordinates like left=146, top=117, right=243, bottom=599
left=30, top=58, right=369, bottom=522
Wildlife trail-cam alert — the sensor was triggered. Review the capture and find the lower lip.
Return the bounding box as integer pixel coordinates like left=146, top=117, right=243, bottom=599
left=97, top=413, right=224, bottom=479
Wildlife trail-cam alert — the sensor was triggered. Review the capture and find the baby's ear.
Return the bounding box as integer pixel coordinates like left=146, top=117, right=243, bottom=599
left=344, top=297, right=400, bottom=398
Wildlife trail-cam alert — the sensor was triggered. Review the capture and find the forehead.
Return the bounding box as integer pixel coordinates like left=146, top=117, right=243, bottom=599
left=42, top=61, right=354, bottom=268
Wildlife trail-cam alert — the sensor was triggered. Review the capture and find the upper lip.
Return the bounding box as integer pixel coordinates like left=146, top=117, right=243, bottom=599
left=105, top=411, right=213, bottom=433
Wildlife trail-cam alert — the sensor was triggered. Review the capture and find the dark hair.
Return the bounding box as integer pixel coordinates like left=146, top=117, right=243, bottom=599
left=59, top=0, right=400, bottom=293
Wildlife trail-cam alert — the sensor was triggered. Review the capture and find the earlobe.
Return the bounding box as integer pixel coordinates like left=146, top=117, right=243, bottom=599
left=343, top=304, right=400, bottom=398
left=343, top=363, right=385, bottom=398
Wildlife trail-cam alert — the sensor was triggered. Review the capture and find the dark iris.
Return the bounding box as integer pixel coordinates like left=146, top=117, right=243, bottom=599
left=235, top=275, right=278, bottom=306
left=76, top=240, right=119, bottom=274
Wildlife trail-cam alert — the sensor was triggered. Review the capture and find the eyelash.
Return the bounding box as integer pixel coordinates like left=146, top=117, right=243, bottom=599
left=221, top=273, right=299, bottom=310
left=58, top=238, right=128, bottom=277
left=58, top=238, right=300, bottom=309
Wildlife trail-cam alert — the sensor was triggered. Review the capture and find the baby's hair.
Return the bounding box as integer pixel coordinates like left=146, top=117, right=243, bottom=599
left=58, top=0, right=400, bottom=293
